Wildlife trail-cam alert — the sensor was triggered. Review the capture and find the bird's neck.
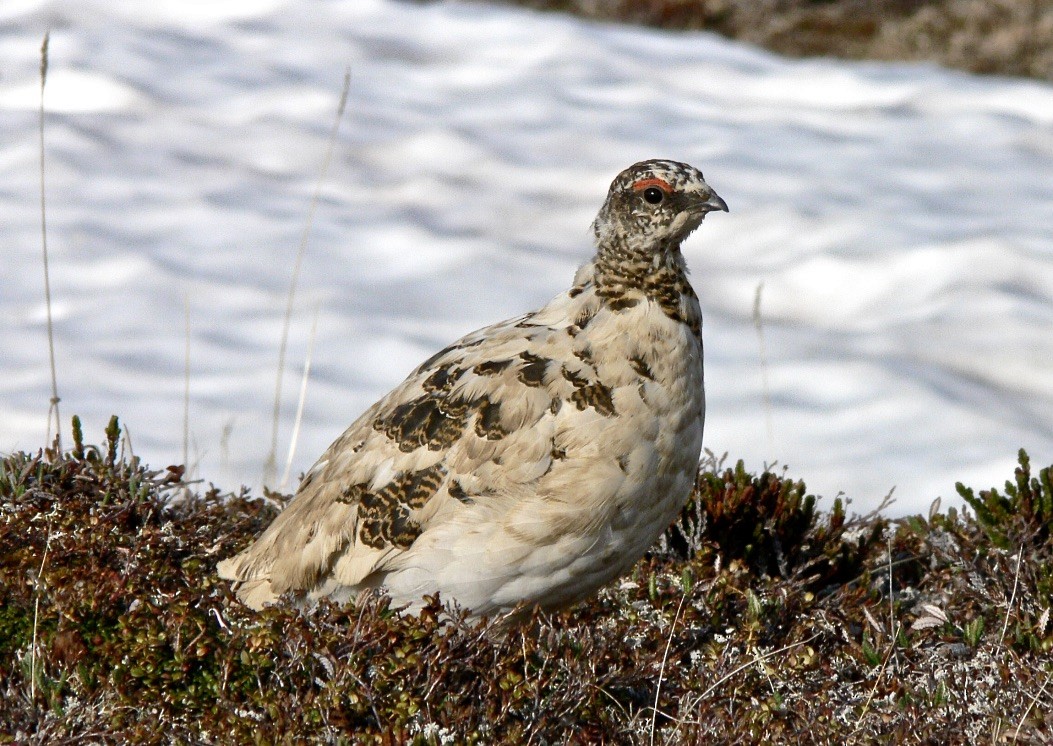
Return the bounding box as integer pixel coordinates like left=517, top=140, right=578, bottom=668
left=591, top=237, right=702, bottom=338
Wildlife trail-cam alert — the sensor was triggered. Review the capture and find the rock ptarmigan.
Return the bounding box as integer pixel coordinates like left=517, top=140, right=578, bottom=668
left=218, top=160, right=727, bottom=618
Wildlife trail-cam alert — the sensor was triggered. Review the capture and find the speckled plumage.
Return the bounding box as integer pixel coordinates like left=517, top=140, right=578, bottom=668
left=217, top=160, right=727, bottom=618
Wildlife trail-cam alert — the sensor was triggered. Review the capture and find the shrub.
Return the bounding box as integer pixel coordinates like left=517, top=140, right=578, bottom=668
left=658, top=459, right=885, bottom=588
left=956, top=448, right=1053, bottom=550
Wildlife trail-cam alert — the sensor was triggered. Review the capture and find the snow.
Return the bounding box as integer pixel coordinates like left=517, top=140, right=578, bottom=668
left=2, top=0, right=1051, bottom=515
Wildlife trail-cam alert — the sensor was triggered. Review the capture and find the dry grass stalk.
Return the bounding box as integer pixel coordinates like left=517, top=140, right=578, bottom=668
left=280, top=303, right=321, bottom=491
left=38, top=30, right=61, bottom=450
left=265, top=68, right=352, bottom=486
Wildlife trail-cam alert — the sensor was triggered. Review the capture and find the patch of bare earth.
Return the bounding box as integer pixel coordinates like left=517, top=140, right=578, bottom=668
left=486, top=0, right=1053, bottom=81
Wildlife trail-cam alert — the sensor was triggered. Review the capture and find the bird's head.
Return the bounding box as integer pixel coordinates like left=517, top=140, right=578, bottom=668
left=591, top=160, right=728, bottom=251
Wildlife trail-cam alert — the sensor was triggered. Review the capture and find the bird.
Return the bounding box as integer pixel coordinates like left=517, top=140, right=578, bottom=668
left=218, top=159, right=728, bottom=619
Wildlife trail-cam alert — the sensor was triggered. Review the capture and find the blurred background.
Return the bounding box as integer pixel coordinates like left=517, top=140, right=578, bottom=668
left=1, top=0, right=1051, bottom=514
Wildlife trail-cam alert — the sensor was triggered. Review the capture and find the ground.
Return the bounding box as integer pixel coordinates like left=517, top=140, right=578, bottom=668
left=492, top=0, right=1053, bottom=82
left=2, top=419, right=1052, bottom=743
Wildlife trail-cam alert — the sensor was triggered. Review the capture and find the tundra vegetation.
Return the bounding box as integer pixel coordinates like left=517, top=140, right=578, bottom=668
left=2, top=418, right=1052, bottom=743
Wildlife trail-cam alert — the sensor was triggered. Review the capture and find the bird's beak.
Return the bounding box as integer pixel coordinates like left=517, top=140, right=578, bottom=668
left=701, top=190, right=728, bottom=214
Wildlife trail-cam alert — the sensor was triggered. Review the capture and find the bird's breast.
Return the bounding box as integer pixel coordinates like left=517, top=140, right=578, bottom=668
left=521, top=292, right=705, bottom=535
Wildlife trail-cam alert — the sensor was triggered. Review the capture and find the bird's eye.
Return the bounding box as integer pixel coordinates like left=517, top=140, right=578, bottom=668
left=643, top=187, right=664, bottom=205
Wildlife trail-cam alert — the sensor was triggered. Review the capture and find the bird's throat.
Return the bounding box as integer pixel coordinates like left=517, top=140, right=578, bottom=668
left=592, top=239, right=702, bottom=338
